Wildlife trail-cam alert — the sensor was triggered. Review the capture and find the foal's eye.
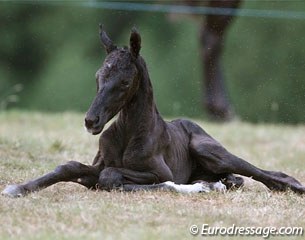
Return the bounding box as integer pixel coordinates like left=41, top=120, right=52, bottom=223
left=121, top=80, right=129, bottom=87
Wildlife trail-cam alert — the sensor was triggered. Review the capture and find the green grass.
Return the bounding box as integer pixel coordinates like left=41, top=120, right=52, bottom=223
left=0, top=111, right=304, bottom=240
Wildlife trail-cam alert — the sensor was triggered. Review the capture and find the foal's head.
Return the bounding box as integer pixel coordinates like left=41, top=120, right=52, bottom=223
left=85, top=25, right=142, bottom=135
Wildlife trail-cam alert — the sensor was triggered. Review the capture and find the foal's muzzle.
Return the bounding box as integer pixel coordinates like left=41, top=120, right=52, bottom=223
left=85, top=116, right=99, bottom=129
left=84, top=114, right=104, bottom=135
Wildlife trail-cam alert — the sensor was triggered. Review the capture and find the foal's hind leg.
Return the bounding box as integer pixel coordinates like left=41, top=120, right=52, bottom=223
left=2, top=161, right=99, bottom=197
left=189, top=166, right=244, bottom=190
left=189, top=133, right=305, bottom=194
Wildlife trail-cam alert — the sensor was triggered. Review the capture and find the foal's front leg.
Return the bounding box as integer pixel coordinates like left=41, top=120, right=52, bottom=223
left=2, top=161, right=99, bottom=197
left=98, top=153, right=176, bottom=191
left=98, top=167, right=224, bottom=193
left=98, top=167, right=161, bottom=191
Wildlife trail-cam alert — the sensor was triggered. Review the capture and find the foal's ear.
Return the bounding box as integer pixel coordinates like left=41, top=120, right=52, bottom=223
left=99, top=24, right=117, bottom=54
left=130, top=27, right=141, bottom=58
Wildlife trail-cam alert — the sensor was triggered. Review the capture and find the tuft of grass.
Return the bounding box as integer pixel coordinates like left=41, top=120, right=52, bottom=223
left=49, top=140, right=65, bottom=153
left=0, top=111, right=304, bottom=240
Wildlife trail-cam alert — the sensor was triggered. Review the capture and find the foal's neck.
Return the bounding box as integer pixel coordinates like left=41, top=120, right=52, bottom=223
left=118, top=57, right=164, bottom=136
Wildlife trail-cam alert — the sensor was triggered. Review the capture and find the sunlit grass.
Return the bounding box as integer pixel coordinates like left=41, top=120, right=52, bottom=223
left=0, top=111, right=304, bottom=240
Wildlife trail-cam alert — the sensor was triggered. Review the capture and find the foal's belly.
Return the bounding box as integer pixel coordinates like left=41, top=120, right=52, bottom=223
left=165, top=151, right=194, bottom=184
left=164, top=121, right=195, bottom=184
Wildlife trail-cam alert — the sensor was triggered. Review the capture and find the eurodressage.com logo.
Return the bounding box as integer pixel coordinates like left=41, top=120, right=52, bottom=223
left=189, top=224, right=304, bottom=238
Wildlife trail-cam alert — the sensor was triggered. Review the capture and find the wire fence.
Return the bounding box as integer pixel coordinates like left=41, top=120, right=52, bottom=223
left=9, top=0, right=305, bottom=21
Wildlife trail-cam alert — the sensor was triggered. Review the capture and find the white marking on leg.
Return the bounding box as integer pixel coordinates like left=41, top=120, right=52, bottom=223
left=1, top=185, right=25, bottom=198
left=212, top=181, right=227, bottom=192
left=164, top=181, right=211, bottom=194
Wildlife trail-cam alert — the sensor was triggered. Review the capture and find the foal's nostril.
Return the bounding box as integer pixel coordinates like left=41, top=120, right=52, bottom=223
left=95, top=116, right=100, bottom=124
left=85, top=116, right=100, bottom=128
left=85, top=118, right=93, bottom=128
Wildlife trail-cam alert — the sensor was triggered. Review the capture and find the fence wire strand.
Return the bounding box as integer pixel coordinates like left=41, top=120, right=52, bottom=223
left=7, top=0, right=305, bottom=21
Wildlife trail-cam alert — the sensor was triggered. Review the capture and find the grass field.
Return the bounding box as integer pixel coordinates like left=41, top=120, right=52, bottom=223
left=0, top=111, right=304, bottom=240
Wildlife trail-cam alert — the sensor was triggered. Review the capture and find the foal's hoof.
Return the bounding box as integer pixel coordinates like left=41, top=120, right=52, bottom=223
left=292, top=185, right=305, bottom=194
left=211, top=181, right=227, bottom=192
left=1, top=185, right=26, bottom=198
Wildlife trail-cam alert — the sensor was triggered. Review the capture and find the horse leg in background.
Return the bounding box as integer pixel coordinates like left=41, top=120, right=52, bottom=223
left=2, top=161, right=100, bottom=197
left=189, top=133, right=305, bottom=194
left=200, top=0, right=242, bottom=120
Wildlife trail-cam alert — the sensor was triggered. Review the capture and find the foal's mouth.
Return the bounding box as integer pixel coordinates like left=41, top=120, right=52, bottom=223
left=84, top=117, right=106, bottom=135
left=85, top=108, right=119, bottom=135
left=85, top=125, right=104, bottom=135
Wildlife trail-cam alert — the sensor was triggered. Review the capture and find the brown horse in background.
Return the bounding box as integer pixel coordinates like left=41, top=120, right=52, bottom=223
left=184, top=0, right=242, bottom=120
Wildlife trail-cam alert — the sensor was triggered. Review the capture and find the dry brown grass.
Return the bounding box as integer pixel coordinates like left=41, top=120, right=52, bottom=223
left=0, top=111, right=304, bottom=240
